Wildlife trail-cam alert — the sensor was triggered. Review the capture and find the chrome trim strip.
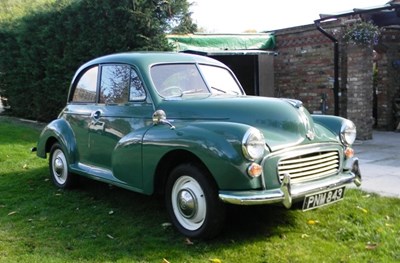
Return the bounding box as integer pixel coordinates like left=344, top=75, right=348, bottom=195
left=269, top=143, right=342, bottom=159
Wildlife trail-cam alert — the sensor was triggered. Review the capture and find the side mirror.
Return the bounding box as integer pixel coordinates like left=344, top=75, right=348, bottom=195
left=152, top=109, right=167, bottom=124
left=152, top=110, right=175, bottom=130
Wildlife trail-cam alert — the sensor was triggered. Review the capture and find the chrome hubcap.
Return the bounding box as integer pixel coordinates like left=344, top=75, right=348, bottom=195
left=171, top=175, right=206, bottom=231
left=52, top=148, right=68, bottom=185
left=54, top=157, right=64, bottom=176
left=177, top=189, right=197, bottom=218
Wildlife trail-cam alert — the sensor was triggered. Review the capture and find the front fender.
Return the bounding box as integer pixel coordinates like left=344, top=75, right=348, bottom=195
left=312, top=115, right=347, bottom=140
left=141, top=121, right=263, bottom=194
left=36, top=118, right=77, bottom=163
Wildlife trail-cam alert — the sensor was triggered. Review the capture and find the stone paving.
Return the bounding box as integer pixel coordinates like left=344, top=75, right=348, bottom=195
left=353, top=131, right=400, bottom=198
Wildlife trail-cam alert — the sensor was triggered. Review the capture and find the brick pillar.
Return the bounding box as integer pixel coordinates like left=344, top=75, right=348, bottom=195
left=346, top=45, right=374, bottom=140
left=377, top=28, right=400, bottom=130
left=375, top=51, right=391, bottom=129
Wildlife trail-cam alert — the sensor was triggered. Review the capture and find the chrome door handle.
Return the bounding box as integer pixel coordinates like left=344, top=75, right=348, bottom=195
left=90, top=110, right=102, bottom=124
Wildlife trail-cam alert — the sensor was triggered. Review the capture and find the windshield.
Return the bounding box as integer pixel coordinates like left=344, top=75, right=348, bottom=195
left=198, top=64, right=242, bottom=95
left=150, top=63, right=243, bottom=98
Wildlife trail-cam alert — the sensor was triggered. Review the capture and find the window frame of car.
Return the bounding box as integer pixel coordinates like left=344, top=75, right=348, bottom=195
left=69, top=63, right=147, bottom=105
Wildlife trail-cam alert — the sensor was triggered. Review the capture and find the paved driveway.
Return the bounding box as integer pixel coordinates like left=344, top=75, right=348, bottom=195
left=353, top=131, right=400, bottom=198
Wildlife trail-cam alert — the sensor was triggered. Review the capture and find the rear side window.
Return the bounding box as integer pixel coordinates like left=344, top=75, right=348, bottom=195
left=72, top=66, right=98, bottom=102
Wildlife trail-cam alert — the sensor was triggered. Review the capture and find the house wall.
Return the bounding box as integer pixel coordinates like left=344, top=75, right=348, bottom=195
left=272, top=21, right=400, bottom=139
left=273, top=25, right=336, bottom=116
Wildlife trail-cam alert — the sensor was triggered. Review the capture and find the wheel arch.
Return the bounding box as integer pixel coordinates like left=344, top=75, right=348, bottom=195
left=153, top=149, right=216, bottom=197
left=44, top=136, right=59, bottom=155
left=144, top=121, right=261, bottom=195
left=36, top=119, right=78, bottom=163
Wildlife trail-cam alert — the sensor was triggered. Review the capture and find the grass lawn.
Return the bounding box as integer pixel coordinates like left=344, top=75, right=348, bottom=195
left=1, top=116, right=399, bottom=262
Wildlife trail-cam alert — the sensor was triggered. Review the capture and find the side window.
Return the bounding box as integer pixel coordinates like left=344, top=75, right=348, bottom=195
left=99, top=65, right=146, bottom=104
left=100, top=65, right=129, bottom=104
left=72, top=66, right=98, bottom=102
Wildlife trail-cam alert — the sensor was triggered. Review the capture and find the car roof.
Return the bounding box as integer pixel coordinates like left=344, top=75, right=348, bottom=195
left=78, top=51, right=226, bottom=69
left=68, top=52, right=232, bottom=103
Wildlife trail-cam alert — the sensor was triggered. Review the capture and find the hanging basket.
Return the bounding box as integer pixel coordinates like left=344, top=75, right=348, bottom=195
left=342, top=21, right=381, bottom=46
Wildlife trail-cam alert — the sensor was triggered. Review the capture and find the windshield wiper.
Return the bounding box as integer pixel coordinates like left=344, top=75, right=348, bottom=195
left=182, top=88, right=206, bottom=95
left=210, top=86, right=226, bottom=93
left=211, top=86, right=240, bottom=95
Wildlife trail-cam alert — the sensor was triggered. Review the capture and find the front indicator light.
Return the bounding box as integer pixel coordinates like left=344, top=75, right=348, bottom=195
left=344, top=147, right=354, bottom=158
left=247, top=163, right=262, bottom=178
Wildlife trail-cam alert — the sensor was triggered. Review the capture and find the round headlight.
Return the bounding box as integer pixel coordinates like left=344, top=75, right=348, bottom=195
left=242, top=128, right=265, bottom=161
left=341, top=120, right=356, bottom=146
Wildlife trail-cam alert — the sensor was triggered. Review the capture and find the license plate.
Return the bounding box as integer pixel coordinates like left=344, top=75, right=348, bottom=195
left=302, top=186, right=345, bottom=211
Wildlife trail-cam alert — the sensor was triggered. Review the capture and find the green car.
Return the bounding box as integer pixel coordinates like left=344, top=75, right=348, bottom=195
left=36, top=52, right=361, bottom=239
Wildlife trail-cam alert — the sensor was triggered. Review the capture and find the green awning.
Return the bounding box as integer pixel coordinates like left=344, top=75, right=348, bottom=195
left=167, top=33, right=275, bottom=52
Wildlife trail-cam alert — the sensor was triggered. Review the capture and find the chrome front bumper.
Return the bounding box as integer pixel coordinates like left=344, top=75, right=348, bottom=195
left=219, top=159, right=362, bottom=208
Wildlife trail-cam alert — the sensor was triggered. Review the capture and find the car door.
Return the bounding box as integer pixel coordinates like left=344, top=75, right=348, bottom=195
left=88, top=64, right=153, bottom=187
left=65, top=65, right=100, bottom=166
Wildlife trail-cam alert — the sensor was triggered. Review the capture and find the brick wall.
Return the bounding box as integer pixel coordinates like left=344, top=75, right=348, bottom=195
left=274, top=25, right=336, bottom=116
left=376, top=28, right=400, bottom=130
left=272, top=21, right=400, bottom=139
left=374, top=47, right=391, bottom=129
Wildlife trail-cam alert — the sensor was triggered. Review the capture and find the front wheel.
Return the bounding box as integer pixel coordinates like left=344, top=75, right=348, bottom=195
left=49, top=143, right=77, bottom=189
left=165, top=164, right=225, bottom=239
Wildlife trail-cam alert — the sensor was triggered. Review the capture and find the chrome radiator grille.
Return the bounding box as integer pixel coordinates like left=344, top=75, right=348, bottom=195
left=278, top=151, right=340, bottom=183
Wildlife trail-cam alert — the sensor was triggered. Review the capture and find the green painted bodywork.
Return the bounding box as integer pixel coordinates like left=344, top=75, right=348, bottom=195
left=37, top=52, right=354, bottom=196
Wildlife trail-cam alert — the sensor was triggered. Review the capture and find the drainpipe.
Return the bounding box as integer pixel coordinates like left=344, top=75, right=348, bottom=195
left=314, top=21, right=340, bottom=116
left=313, top=4, right=400, bottom=117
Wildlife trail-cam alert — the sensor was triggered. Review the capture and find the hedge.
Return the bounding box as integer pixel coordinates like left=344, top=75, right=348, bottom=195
left=0, top=0, right=196, bottom=121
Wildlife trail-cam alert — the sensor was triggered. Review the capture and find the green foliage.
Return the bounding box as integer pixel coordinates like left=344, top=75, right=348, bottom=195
left=0, top=0, right=196, bottom=121
left=1, top=118, right=400, bottom=262
left=0, top=0, right=56, bottom=27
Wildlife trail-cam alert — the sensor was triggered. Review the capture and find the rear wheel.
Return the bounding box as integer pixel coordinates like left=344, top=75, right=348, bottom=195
left=165, top=163, right=225, bottom=239
left=49, top=143, right=76, bottom=189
